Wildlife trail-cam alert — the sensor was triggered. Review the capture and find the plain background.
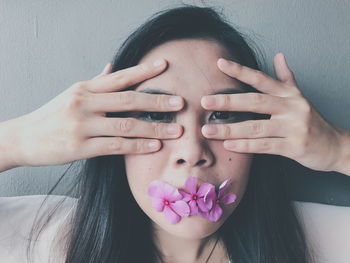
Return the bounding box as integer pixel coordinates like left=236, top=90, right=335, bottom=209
left=0, top=0, right=349, bottom=205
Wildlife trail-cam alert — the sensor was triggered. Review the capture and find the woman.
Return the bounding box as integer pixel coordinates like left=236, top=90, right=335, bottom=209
left=0, top=5, right=349, bottom=263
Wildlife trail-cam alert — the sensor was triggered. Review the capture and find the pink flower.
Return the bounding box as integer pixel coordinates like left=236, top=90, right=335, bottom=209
left=148, top=180, right=190, bottom=224
left=200, top=178, right=237, bottom=222
left=178, top=177, right=215, bottom=216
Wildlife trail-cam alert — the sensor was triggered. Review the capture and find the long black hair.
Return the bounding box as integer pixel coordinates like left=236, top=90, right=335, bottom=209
left=28, top=5, right=315, bottom=263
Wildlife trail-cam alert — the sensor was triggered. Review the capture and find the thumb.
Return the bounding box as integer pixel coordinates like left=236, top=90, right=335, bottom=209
left=92, top=63, right=113, bottom=80
left=273, top=53, right=296, bottom=86
left=101, top=62, right=112, bottom=75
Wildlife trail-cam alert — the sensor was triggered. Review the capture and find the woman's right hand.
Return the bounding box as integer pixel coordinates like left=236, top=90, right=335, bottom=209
left=5, top=59, right=184, bottom=168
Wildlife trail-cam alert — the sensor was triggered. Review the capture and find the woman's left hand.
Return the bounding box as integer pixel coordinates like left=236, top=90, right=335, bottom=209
left=201, top=53, right=349, bottom=173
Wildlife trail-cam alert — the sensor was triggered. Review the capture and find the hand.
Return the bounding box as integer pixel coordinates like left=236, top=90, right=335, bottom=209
left=10, top=59, right=184, bottom=167
left=200, top=53, right=347, bottom=172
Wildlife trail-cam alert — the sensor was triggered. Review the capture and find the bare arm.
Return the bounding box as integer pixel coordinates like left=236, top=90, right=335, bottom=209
left=0, top=117, right=23, bottom=172
left=333, top=128, right=350, bottom=176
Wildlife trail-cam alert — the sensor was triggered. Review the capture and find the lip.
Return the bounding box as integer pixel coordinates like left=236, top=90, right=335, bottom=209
left=172, top=177, right=219, bottom=191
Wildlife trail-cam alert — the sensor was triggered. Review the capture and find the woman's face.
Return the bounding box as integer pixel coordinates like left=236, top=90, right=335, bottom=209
left=124, top=39, right=253, bottom=240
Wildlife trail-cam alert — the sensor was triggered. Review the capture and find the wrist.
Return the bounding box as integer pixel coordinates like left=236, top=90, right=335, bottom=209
left=0, top=117, right=23, bottom=172
left=333, top=127, right=350, bottom=176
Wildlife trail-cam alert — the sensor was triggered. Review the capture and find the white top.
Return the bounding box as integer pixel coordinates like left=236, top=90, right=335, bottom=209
left=0, top=195, right=349, bottom=263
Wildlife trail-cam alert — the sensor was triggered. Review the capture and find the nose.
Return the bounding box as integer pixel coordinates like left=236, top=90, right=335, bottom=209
left=171, top=119, right=215, bottom=169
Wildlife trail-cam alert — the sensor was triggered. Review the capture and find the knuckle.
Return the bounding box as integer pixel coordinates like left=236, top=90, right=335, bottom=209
left=223, top=125, right=232, bottom=137
left=156, top=94, right=165, bottom=109
left=116, top=118, right=134, bottom=134
left=151, top=122, right=163, bottom=138
left=222, top=94, right=232, bottom=108
left=249, top=121, right=263, bottom=136
left=109, top=139, right=122, bottom=152
left=118, top=91, right=134, bottom=106
left=66, top=88, right=89, bottom=111
left=72, top=81, right=86, bottom=91
left=261, top=140, right=271, bottom=151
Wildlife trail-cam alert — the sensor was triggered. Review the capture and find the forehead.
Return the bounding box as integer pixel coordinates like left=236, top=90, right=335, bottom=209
left=135, top=39, right=243, bottom=97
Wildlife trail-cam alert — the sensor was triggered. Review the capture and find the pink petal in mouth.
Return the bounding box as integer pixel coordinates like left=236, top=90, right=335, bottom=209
left=148, top=176, right=237, bottom=224
left=184, top=176, right=198, bottom=193
left=164, top=206, right=182, bottom=224
left=221, top=193, right=237, bottom=205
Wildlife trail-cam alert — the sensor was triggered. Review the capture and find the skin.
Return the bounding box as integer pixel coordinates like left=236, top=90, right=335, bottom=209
left=124, top=39, right=253, bottom=263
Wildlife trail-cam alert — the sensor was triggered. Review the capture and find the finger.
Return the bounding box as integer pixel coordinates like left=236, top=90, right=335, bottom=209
left=217, top=58, right=289, bottom=97
left=83, top=117, right=183, bottom=139
left=273, top=53, right=297, bottom=87
left=201, top=92, right=289, bottom=115
left=81, top=137, right=162, bottom=157
left=100, top=62, right=113, bottom=75
left=87, top=91, right=184, bottom=113
left=86, top=59, right=167, bottom=93
left=223, top=137, right=287, bottom=155
left=202, top=119, right=286, bottom=140
left=92, top=63, right=113, bottom=80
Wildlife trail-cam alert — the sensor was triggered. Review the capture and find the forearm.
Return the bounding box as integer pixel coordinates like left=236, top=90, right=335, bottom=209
left=0, top=118, right=22, bottom=172
left=333, top=128, right=350, bottom=176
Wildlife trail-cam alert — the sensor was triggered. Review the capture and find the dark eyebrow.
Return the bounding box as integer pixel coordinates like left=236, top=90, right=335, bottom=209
left=137, top=88, right=245, bottom=96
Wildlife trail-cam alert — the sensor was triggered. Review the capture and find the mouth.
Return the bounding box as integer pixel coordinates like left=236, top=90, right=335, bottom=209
left=147, top=176, right=237, bottom=224
left=175, top=177, right=220, bottom=190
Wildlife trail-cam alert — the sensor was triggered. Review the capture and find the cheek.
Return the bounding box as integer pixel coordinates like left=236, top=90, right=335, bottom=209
left=211, top=142, right=253, bottom=200
left=124, top=154, right=162, bottom=216
left=124, top=154, right=157, bottom=192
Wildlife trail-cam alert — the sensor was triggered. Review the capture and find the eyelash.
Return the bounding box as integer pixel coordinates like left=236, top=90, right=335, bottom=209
left=134, top=111, right=247, bottom=123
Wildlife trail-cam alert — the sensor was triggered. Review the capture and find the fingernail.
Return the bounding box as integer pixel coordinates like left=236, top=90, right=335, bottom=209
left=218, top=58, right=230, bottom=67
left=153, top=59, right=165, bottom=67
left=203, top=125, right=218, bottom=135
left=169, top=96, right=182, bottom=106
left=166, top=124, right=179, bottom=135
left=202, top=96, right=216, bottom=107
left=148, top=140, right=160, bottom=149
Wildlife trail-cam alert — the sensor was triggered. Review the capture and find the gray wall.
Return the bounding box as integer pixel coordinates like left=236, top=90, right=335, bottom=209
left=0, top=0, right=349, bottom=201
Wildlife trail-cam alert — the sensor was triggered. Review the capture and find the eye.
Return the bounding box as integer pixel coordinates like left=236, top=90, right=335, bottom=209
left=209, top=111, right=250, bottom=123
left=133, top=111, right=250, bottom=123
left=136, top=112, right=174, bottom=123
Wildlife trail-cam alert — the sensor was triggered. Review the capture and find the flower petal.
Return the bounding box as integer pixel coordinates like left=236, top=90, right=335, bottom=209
left=188, top=200, right=199, bottom=215
left=164, top=206, right=181, bottom=224
left=171, top=200, right=190, bottom=217
left=148, top=180, right=165, bottom=198
left=152, top=197, right=165, bottom=212
left=179, top=190, right=192, bottom=202
left=204, top=187, right=216, bottom=203
left=220, top=193, right=237, bottom=205
left=161, top=182, right=183, bottom=201
left=197, top=198, right=211, bottom=212
left=197, top=183, right=214, bottom=197
left=184, top=176, right=198, bottom=193
left=218, top=178, right=232, bottom=198
left=208, top=204, right=223, bottom=222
